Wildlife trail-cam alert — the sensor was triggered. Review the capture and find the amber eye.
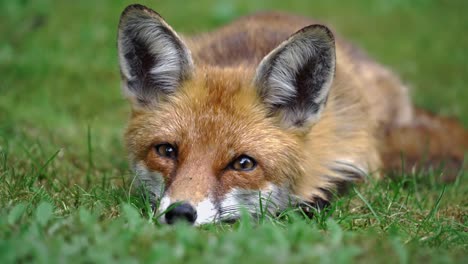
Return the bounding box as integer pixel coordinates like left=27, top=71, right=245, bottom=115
left=230, top=155, right=257, bottom=171
left=155, top=143, right=177, bottom=159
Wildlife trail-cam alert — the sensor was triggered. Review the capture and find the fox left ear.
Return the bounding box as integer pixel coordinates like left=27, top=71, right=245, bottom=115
left=254, top=25, right=336, bottom=130
left=117, top=4, right=194, bottom=107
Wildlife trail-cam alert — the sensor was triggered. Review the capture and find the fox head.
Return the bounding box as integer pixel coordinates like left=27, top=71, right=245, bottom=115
left=117, top=5, right=336, bottom=225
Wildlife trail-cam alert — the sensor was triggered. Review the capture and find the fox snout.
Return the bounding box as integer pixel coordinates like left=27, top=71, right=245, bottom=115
left=153, top=180, right=293, bottom=225
left=157, top=194, right=219, bottom=225
left=164, top=202, right=197, bottom=225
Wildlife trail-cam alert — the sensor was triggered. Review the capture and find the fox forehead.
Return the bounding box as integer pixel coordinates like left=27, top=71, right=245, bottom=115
left=128, top=67, right=267, bottom=149
left=125, top=67, right=303, bottom=183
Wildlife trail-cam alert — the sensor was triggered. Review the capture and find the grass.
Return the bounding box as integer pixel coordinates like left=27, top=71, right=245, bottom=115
left=0, top=0, right=467, bottom=263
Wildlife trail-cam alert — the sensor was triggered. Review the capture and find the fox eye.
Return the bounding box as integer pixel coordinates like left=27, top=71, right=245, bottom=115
left=155, top=143, right=177, bottom=159
left=230, top=155, right=257, bottom=171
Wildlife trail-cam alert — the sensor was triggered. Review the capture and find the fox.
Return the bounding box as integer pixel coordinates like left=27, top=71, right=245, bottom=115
left=117, top=4, right=467, bottom=225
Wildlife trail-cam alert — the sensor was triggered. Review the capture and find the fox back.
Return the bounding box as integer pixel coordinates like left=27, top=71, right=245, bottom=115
left=117, top=5, right=467, bottom=225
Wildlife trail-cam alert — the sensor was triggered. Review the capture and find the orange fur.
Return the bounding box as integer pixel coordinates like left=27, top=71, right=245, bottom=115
left=126, top=67, right=304, bottom=202
left=118, top=5, right=467, bottom=224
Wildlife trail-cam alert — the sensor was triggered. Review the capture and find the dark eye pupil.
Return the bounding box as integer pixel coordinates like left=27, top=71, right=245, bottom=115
left=232, top=155, right=256, bottom=171
left=239, top=158, right=251, bottom=168
left=165, top=146, right=173, bottom=154
left=155, top=144, right=177, bottom=159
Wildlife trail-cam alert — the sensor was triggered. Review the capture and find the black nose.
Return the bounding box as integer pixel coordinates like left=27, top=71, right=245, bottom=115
left=165, top=202, right=197, bottom=225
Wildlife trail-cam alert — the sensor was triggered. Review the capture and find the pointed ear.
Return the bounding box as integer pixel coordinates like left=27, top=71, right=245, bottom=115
left=254, top=25, right=336, bottom=130
left=117, top=4, right=194, bottom=107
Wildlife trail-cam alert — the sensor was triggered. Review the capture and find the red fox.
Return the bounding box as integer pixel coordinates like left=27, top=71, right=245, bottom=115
left=117, top=4, right=467, bottom=225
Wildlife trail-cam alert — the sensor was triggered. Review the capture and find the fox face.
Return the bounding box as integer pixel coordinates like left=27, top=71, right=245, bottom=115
left=126, top=73, right=303, bottom=224
left=118, top=5, right=337, bottom=225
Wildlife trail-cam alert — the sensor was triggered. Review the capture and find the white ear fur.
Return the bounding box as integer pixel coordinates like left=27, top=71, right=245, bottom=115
left=117, top=4, right=193, bottom=107
left=254, top=25, right=336, bottom=129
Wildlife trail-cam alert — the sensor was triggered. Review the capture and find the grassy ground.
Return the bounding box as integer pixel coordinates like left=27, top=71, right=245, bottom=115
left=0, top=0, right=467, bottom=263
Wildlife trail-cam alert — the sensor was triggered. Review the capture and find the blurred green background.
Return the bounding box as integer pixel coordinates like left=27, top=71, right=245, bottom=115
left=1, top=0, right=466, bottom=214
left=1, top=1, right=467, bottom=134
left=2, top=0, right=467, bottom=168
left=1, top=1, right=467, bottom=263
left=1, top=0, right=467, bottom=215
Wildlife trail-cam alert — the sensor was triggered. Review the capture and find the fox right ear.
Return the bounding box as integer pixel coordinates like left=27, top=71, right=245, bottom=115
left=117, top=4, right=194, bottom=107
left=254, top=25, right=336, bottom=130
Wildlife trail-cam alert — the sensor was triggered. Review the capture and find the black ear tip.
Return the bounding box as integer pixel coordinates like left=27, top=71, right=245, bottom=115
left=297, top=24, right=335, bottom=42
left=121, top=4, right=149, bottom=15
left=120, top=4, right=163, bottom=22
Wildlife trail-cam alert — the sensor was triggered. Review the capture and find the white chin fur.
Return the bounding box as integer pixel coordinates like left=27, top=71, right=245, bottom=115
left=193, top=198, right=218, bottom=225
left=155, top=195, right=171, bottom=224
left=219, top=183, right=292, bottom=220
left=155, top=183, right=292, bottom=225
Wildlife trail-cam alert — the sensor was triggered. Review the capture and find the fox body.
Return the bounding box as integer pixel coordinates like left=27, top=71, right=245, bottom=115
left=117, top=5, right=467, bottom=225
